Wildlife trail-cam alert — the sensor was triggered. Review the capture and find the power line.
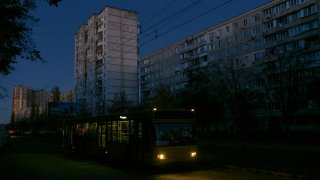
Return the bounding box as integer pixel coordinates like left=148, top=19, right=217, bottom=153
left=41, top=0, right=233, bottom=90
left=140, top=0, right=203, bottom=35
left=40, top=1, right=204, bottom=89
left=39, top=66, right=73, bottom=88
left=142, top=0, right=177, bottom=26
left=141, top=0, right=233, bottom=47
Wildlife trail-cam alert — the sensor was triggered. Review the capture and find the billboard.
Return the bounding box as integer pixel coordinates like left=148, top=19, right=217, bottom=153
left=48, top=102, right=80, bottom=117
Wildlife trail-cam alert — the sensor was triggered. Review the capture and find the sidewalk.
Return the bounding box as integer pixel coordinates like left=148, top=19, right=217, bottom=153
left=197, top=140, right=320, bottom=179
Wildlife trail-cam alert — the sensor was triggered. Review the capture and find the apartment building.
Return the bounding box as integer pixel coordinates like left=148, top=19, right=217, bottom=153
left=12, top=85, right=51, bottom=122
left=74, top=7, right=139, bottom=116
left=60, top=89, right=75, bottom=103
left=12, top=85, right=31, bottom=122
left=140, top=46, right=178, bottom=99
left=140, top=0, right=320, bottom=102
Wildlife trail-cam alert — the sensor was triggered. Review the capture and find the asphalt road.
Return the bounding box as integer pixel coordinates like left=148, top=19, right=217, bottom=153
left=0, top=136, right=301, bottom=180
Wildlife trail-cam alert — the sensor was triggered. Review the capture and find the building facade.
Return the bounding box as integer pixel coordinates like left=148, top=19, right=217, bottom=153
left=74, top=7, right=139, bottom=116
left=12, top=85, right=31, bottom=122
left=60, top=89, right=75, bottom=103
left=140, top=0, right=320, bottom=102
left=12, top=85, right=51, bottom=123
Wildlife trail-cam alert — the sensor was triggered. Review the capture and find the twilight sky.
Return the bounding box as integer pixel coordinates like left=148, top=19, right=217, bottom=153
left=0, top=0, right=270, bottom=124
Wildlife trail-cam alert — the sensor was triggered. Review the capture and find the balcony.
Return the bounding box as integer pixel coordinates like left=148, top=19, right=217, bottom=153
left=263, top=14, right=318, bottom=37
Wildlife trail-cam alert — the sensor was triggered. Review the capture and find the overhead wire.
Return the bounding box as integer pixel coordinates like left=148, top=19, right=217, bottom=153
left=140, top=0, right=203, bottom=35
left=140, top=0, right=203, bottom=34
left=45, top=68, right=73, bottom=88
left=42, top=0, right=197, bottom=90
left=142, top=0, right=177, bottom=27
left=42, top=0, right=233, bottom=90
left=141, top=0, right=233, bottom=46
left=42, top=0, right=203, bottom=90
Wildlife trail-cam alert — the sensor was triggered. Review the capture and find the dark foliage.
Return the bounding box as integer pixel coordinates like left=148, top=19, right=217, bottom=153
left=0, top=0, right=61, bottom=75
left=0, top=0, right=42, bottom=75
left=46, top=0, right=61, bottom=7
left=51, top=86, right=61, bottom=102
left=108, top=91, right=129, bottom=114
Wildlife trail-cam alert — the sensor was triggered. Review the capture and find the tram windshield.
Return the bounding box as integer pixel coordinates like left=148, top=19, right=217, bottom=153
left=154, top=123, right=195, bottom=146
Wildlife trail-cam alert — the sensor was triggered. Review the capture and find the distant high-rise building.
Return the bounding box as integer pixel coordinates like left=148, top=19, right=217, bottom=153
left=12, top=85, right=31, bottom=122
left=12, top=85, right=51, bottom=122
left=60, top=89, right=75, bottom=103
left=74, top=6, right=139, bottom=116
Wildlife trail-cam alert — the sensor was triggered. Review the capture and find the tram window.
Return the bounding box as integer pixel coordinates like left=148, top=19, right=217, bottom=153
left=98, top=123, right=106, bottom=147
left=154, top=123, right=194, bottom=146
left=101, top=124, right=106, bottom=147
left=98, top=125, right=102, bottom=147
left=107, top=121, right=116, bottom=142
left=77, top=123, right=89, bottom=135
left=138, top=123, right=142, bottom=140
left=105, top=120, right=136, bottom=144
left=118, top=121, right=129, bottom=143
left=87, top=123, right=97, bottom=136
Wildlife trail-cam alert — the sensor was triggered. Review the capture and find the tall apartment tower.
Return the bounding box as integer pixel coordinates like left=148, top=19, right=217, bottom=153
left=12, top=85, right=31, bottom=122
left=12, top=85, right=51, bottom=123
left=140, top=0, right=320, bottom=101
left=75, top=7, right=139, bottom=116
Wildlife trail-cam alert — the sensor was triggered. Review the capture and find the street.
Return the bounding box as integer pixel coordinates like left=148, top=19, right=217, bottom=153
left=0, top=136, right=300, bottom=180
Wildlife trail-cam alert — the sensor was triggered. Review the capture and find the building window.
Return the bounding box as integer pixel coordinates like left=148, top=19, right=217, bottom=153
left=207, top=43, right=215, bottom=51
left=234, top=34, right=238, bottom=41
left=253, top=14, right=260, bottom=22
left=300, top=4, right=318, bottom=18
left=143, top=59, right=149, bottom=65
left=243, top=19, right=247, bottom=27
left=253, top=39, right=262, bottom=49
left=233, top=22, right=238, bottom=30
left=243, top=30, right=249, bottom=39
left=209, top=32, right=215, bottom=40
left=244, top=55, right=249, bottom=64
left=226, top=26, right=230, bottom=32
left=252, top=26, right=261, bottom=36
left=254, top=52, right=263, bottom=61
left=208, top=54, right=215, bottom=61
left=244, top=43, right=249, bottom=52
left=226, top=37, right=231, bottom=44
left=218, top=29, right=223, bottom=37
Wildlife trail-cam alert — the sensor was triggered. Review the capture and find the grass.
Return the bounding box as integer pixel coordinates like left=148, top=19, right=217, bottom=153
left=197, top=139, right=320, bottom=179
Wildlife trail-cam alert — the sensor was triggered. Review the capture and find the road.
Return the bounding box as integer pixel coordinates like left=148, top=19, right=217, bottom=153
left=0, top=136, right=298, bottom=180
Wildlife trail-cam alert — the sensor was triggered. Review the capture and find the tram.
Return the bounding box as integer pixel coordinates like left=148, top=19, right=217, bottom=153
left=64, top=109, right=197, bottom=165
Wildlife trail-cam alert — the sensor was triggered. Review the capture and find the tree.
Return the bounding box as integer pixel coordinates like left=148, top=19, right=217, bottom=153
left=108, top=91, right=129, bottom=114
left=46, top=0, right=61, bottom=7
left=0, top=0, right=61, bottom=75
left=0, top=0, right=40, bottom=75
left=217, top=57, right=261, bottom=138
left=10, top=111, right=15, bottom=125
left=51, top=86, right=61, bottom=102
left=151, top=84, right=177, bottom=110
left=260, top=42, right=311, bottom=138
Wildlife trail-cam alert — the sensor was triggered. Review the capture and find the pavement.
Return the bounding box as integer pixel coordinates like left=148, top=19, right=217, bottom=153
left=197, top=140, right=320, bottom=179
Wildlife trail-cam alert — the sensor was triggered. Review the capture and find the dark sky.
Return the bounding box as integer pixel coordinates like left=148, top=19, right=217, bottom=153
left=0, top=0, right=270, bottom=124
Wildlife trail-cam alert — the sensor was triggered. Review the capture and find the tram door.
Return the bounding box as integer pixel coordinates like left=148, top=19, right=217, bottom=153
left=97, top=123, right=106, bottom=150
left=134, top=121, right=144, bottom=162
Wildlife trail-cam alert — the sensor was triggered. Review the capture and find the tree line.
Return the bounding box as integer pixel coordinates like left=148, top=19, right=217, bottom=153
left=143, top=41, right=320, bottom=141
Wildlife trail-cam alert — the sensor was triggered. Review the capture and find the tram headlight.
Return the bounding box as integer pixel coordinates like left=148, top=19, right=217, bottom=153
left=190, top=151, right=197, bottom=158
left=157, top=153, right=166, bottom=160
